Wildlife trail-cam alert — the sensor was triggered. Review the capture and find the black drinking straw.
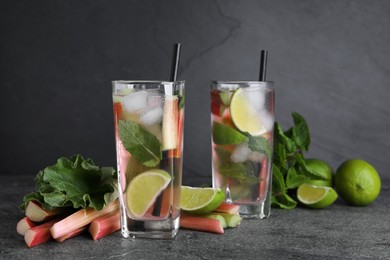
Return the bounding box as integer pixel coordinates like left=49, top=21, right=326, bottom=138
left=170, top=43, right=181, bottom=81
left=259, top=50, right=268, bottom=81
left=152, top=43, right=182, bottom=217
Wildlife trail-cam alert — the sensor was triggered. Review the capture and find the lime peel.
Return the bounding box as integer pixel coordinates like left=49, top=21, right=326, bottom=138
left=297, top=183, right=338, bottom=209
left=126, top=170, right=171, bottom=218
left=181, top=186, right=226, bottom=214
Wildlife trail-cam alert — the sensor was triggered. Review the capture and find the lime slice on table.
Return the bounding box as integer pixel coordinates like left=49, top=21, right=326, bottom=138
left=181, top=186, right=226, bottom=214
left=297, top=183, right=338, bottom=209
left=126, top=170, right=171, bottom=218
left=230, top=88, right=267, bottom=136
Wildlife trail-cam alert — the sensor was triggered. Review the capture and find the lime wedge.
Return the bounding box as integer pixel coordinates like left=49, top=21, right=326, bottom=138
left=230, top=88, right=267, bottom=136
left=297, top=183, right=338, bottom=209
left=181, top=186, right=226, bottom=214
left=126, top=170, right=171, bottom=218
left=212, top=122, right=248, bottom=145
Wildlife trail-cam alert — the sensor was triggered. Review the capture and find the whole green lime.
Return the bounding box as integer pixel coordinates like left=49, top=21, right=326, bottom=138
left=335, top=159, right=381, bottom=206
left=305, top=158, right=334, bottom=187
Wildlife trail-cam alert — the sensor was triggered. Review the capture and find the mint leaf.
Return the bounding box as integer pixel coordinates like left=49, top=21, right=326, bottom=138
left=275, top=122, right=297, bottom=153
left=214, top=146, right=231, bottom=162
left=119, top=120, right=162, bottom=167
left=247, top=135, right=271, bottom=159
left=219, top=162, right=259, bottom=184
left=291, top=112, right=310, bottom=151
left=212, top=122, right=248, bottom=145
left=272, top=193, right=297, bottom=209
left=272, top=164, right=286, bottom=195
left=20, top=154, right=117, bottom=210
left=286, top=167, right=310, bottom=189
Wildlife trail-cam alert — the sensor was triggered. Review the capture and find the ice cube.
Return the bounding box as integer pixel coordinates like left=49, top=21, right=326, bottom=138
left=139, top=107, right=163, bottom=126
left=259, top=109, right=274, bottom=132
left=243, top=89, right=266, bottom=111
left=122, top=90, right=148, bottom=112
left=249, top=151, right=266, bottom=163
left=231, top=143, right=251, bottom=163
left=148, top=94, right=164, bottom=108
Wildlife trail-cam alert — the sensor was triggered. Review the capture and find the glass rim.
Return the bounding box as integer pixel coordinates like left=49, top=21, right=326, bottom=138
left=112, top=80, right=185, bottom=84
left=211, top=80, right=274, bottom=85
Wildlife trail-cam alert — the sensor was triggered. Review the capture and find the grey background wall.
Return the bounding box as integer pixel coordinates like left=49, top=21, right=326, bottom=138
left=1, top=0, right=389, bottom=184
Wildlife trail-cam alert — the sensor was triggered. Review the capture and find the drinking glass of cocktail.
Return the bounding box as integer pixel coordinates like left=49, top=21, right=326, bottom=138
left=210, top=81, right=274, bottom=219
left=112, top=80, right=185, bottom=238
left=112, top=44, right=184, bottom=239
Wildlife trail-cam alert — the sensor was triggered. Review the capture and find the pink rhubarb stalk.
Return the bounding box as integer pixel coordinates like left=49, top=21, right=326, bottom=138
left=17, top=217, right=36, bottom=236
left=88, top=210, right=120, bottom=240
left=213, top=202, right=240, bottom=215
left=25, top=201, right=65, bottom=222
left=24, top=217, right=63, bottom=248
left=56, top=226, right=86, bottom=242
left=180, top=214, right=224, bottom=234
left=50, top=200, right=119, bottom=239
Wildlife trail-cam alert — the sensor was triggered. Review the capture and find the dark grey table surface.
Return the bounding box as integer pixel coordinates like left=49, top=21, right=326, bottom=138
left=1, top=175, right=389, bottom=260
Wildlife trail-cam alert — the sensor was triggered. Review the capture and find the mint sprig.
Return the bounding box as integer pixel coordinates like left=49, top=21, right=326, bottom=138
left=118, top=120, right=162, bottom=167
left=272, top=112, right=323, bottom=209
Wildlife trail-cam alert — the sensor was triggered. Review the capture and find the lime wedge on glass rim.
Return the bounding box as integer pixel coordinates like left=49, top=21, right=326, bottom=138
left=297, top=183, right=338, bottom=209
left=126, top=170, right=171, bottom=218
left=230, top=88, right=267, bottom=136
left=181, top=186, right=226, bottom=214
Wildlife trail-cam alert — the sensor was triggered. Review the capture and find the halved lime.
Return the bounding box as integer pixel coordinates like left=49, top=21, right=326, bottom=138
left=126, top=170, right=171, bottom=218
left=230, top=88, right=267, bottom=136
left=297, top=183, right=338, bottom=209
left=181, top=186, right=226, bottom=214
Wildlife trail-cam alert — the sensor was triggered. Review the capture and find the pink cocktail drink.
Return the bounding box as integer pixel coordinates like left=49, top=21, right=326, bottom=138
left=211, top=81, right=274, bottom=219
left=112, top=81, right=184, bottom=238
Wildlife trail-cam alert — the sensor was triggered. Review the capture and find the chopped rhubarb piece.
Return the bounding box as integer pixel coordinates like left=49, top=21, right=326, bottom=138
left=162, top=96, right=179, bottom=150
left=17, top=217, right=36, bottom=236
left=88, top=210, right=120, bottom=240
left=25, top=201, right=65, bottom=222
left=169, top=109, right=185, bottom=158
left=211, top=213, right=242, bottom=228
left=24, top=217, right=62, bottom=248
left=50, top=200, right=119, bottom=239
left=213, top=202, right=240, bottom=215
left=56, top=226, right=86, bottom=242
left=204, top=214, right=227, bottom=228
left=180, top=214, right=224, bottom=234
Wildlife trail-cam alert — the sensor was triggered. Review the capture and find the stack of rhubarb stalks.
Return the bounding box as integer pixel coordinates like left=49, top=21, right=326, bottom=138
left=17, top=200, right=120, bottom=248
left=17, top=200, right=241, bottom=248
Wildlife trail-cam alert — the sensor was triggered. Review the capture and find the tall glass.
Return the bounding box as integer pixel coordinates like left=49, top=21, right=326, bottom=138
left=112, top=80, right=185, bottom=239
left=210, top=81, right=274, bottom=219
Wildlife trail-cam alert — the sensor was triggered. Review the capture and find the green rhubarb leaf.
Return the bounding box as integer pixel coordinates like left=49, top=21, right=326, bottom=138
left=118, top=120, right=162, bottom=167
left=20, top=154, right=117, bottom=211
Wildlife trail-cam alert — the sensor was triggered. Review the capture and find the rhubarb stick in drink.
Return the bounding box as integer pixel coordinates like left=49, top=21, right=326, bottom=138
left=112, top=81, right=185, bottom=239
left=210, top=81, right=274, bottom=219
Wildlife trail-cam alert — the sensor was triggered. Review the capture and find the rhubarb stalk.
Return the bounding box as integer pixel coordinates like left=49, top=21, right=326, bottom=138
left=88, top=210, right=120, bottom=240
left=56, top=227, right=86, bottom=242
left=24, top=217, right=63, bottom=248
left=213, top=202, right=240, bottom=215
left=17, top=217, right=36, bottom=236
left=50, top=200, right=119, bottom=239
left=180, top=214, right=224, bottom=234
left=25, top=201, right=65, bottom=222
